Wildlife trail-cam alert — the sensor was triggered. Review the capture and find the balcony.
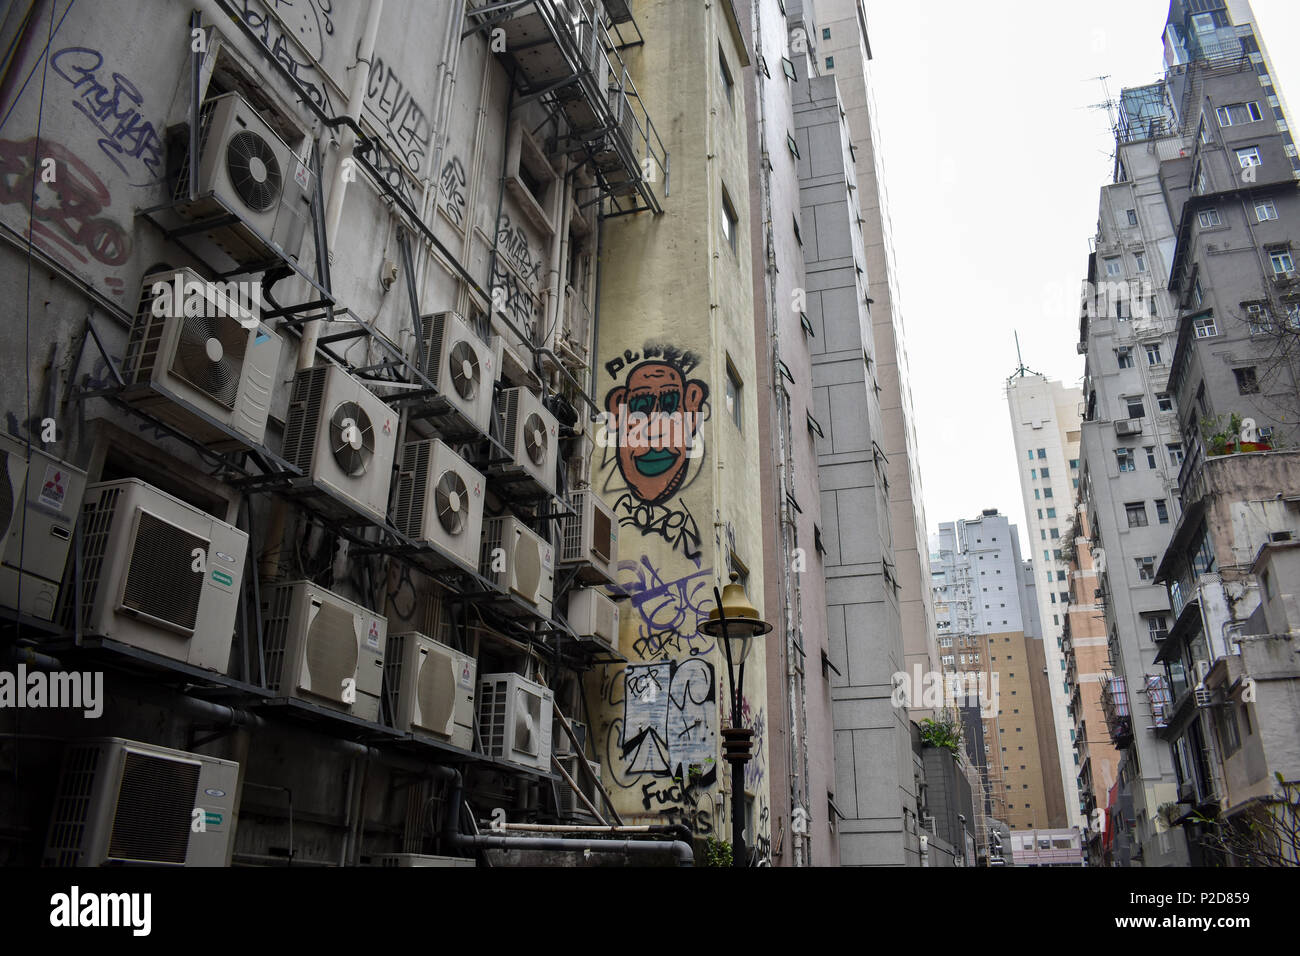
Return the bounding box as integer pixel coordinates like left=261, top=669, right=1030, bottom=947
left=470, top=0, right=668, bottom=215
left=1142, top=674, right=1172, bottom=729
left=1101, top=675, right=1133, bottom=748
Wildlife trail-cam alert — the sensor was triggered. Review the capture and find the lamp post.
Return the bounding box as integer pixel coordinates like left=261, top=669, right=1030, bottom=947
left=701, top=572, right=772, bottom=868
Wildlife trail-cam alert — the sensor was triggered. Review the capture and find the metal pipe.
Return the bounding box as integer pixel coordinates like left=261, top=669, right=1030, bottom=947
left=431, top=765, right=693, bottom=866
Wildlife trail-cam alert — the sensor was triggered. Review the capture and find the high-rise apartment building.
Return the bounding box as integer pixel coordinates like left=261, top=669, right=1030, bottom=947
left=1006, top=374, right=1086, bottom=828
left=930, top=511, right=1066, bottom=833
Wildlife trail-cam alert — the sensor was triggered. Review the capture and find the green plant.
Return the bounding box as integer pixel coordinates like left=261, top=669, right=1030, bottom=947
left=702, top=837, right=733, bottom=867
left=919, top=715, right=963, bottom=754
left=1201, top=413, right=1243, bottom=456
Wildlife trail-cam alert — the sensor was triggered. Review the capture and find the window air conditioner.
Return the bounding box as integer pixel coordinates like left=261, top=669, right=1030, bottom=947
left=384, top=631, right=476, bottom=749
left=261, top=580, right=387, bottom=721
left=0, top=433, right=85, bottom=620
left=78, top=479, right=246, bottom=672
left=477, top=672, right=554, bottom=772
left=44, top=737, right=239, bottom=867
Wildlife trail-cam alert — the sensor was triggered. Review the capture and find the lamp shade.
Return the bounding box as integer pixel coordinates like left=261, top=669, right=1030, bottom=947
left=701, top=573, right=772, bottom=665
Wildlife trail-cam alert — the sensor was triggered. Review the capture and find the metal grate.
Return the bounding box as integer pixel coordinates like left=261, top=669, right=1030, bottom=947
left=261, top=584, right=295, bottom=691
left=121, top=510, right=207, bottom=633
left=106, top=751, right=199, bottom=864
left=43, top=743, right=101, bottom=866
left=172, top=99, right=218, bottom=203
left=392, top=440, right=430, bottom=538
left=383, top=631, right=409, bottom=726
left=479, top=517, right=503, bottom=581
left=77, top=486, right=121, bottom=630
left=281, top=366, right=327, bottom=473
left=0, top=450, right=13, bottom=538
left=125, top=278, right=166, bottom=384
left=478, top=677, right=508, bottom=758
left=502, top=390, right=521, bottom=458
left=423, top=315, right=447, bottom=388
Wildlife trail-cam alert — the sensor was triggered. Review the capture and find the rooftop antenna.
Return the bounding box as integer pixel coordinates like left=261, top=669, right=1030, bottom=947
left=1007, top=331, right=1042, bottom=383
left=1085, top=74, right=1120, bottom=137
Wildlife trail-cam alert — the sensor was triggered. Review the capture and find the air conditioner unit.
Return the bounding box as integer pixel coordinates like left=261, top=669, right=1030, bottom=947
left=0, top=433, right=85, bottom=620
left=1115, top=418, right=1143, bottom=436
left=559, top=490, right=618, bottom=585
left=385, top=631, right=476, bottom=748
left=566, top=587, right=619, bottom=652
left=391, top=439, right=484, bottom=573
left=415, top=312, right=496, bottom=438
left=175, top=92, right=313, bottom=265
left=478, top=672, right=554, bottom=772
left=121, top=267, right=282, bottom=450
left=281, top=363, right=398, bottom=525
left=480, top=516, right=554, bottom=619
left=371, top=853, right=474, bottom=867
left=79, top=479, right=246, bottom=672
left=1194, top=686, right=1213, bottom=707
left=43, top=737, right=239, bottom=867
left=494, top=387, right=559, bottom=498
left=555, top=754, right=603, bottom=818
left=554, top=718, right=588, bottom=756
left=261, top=580, right=387, bottom=721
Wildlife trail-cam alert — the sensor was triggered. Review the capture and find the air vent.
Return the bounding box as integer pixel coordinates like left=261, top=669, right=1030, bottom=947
left=304, top=600, right=360, bottom=703
left=106, top=751, right=200, bottom=864
left=121, top=511, right=207, bottom=634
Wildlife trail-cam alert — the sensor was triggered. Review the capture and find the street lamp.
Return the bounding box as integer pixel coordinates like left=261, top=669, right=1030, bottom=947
left=701, top=571, right=772, bottom=868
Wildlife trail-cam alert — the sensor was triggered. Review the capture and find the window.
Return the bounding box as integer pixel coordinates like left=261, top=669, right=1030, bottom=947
left=1041, top=529, right=1047, bottom=541
left=719, top=46, right=734, bottom=107
left=822, top=27, right=831, bottom=40
left=1156, top=500, right=1169, bottom=524
left=825, top=56, right=835, bottom=70
left=1198, top=208, right=1222, bottom=228
left=1027, top=451, right=1034, bottom=461
left=725, top=361, right=742, bottom=429
left=1057, top=571, right=1067, bottom=581
left=787, top=132, right=800, bottom=159
left=1037, top=448, right=1046, bottom=459
left=1288, top=304, right=1300, bottom=330
left=782, top=57, right=796, bottom=82
left=806, top=411, right=824, bottom=438
left=1126, top=397, right=1145, bottom=419
left=1030, top=469, right=1037, bottom=479
left=1116, top=448, right=1136, bottom=472
left=1217, top=102, right=1263, bottom=126
left=1043, top=487, right=1053, bottom=499
left=1040, top=467, right=1050, bottom=478
left=799, top=311, right=815, bottom=336
left=1167, top=443, right=1185, bottom=467
left=1256, top=199, right=1279, bottom=221
left=1246, top=302, right=1272, bottom=334
left=1053, top=550, right=1062, bottom=561
left=1234, top=367, right=1260, bottom=394
left=1145, top=343, right=1163, bottom=365
left=720, top=186, right=738, bottom=252
left=1117, top=347, right=1134, bottom=369
left=792, top=216, right=803, bottom=246
left=1104, top=257, right=1122, bottom=277
left=1192, top=315, right=1218, bottom=338
left=1046, top=508, right=1056, bottom=519
left=1194, top=162, right=1207, bottom=194
left=776, top=358, right=795, bottom=384
left=1148, top=615, right=1168, bottom=642
left=1126, top=502, right=1148, bottom=528
left=1157, top=392, right=1174, bottom=412
left=1126, top=209, right=1138, bottom=226
left=1135, top=251, right=1148, bottom=273
left=1050, top=528, right=1060, bottom=539
left=1269, top=249, right=1294, bottom=274
left=1070, top=459, right=1079, bottom=470
left=1192, top=278, right=1205, bottom=308
left=1235, top=146, right=1263, bottom=168
left=1145, top=446, right=1158, bottom=469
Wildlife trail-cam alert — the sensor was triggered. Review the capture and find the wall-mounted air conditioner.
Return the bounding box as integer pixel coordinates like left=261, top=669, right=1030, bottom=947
left=121, top=267, right=282, bottom=450
left=559, top=490, right=618, bottom=585
left=415, top=312, right=496, bottom=438
left=553, top=718, right=587, bottom=756
left=566, top=588, right=619, bottom=652
left=494, top=387, right=558, bottom=498
left=480, top=516, right=554, bottom=620
left=478, top=672, right=554, bottom=772
left=281, top=363, right=398, bottom=526
left=175, top=92, right=312, bottom=265
left=371, top=853, right=474, bottom=867
left=385, top=631, right=476, bottom=749
left=391, top=439, right=484, bottom=573
left=44, top=737, right=239, bottom=867
left=555, top=754, right=603, bottom=818
left=79, top=479, right=246, bottom=672
left=261, top=580, right=387, bottom=721
left=1115, top=419, right=1143, bottom=437
left=0, top=433, right=85, bottom=620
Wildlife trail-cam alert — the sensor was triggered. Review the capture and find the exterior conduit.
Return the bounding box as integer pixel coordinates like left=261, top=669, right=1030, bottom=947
left=430, top=766, right=693, bottom=867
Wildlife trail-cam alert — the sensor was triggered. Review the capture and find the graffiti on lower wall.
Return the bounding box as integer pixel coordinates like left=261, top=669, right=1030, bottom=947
left=613, top=556, right=714, bottom=661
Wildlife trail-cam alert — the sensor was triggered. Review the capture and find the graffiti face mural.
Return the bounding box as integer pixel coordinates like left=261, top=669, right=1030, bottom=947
left=605, top=360, right=707, bottom=506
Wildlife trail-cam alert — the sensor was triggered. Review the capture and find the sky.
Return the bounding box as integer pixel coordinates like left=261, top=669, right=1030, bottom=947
left=862, top=0, right=1300, bottom=552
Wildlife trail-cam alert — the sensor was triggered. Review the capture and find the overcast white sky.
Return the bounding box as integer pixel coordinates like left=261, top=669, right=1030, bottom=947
left=863, top=0, right=1300, bottom=552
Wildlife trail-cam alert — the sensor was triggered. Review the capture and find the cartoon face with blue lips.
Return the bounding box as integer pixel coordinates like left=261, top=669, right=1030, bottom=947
left=606, top=360, right=708, bottom=505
